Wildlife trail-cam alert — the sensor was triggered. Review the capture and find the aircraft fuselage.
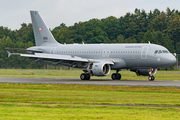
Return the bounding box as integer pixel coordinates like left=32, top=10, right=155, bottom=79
left=28, top=43, right=176, bottom=70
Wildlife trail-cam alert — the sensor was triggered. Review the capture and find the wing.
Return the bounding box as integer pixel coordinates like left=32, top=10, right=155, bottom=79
left=20, top=53, right=89, bottom=62
left=19, top=53, right=114, bottom=68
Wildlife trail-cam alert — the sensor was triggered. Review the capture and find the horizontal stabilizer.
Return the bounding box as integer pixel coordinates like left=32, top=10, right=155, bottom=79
left=5, top=47, right=43, bottom=53
left=7, top=51, right=21, bottom=57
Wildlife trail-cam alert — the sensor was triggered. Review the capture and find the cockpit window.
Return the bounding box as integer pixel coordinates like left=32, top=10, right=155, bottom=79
left=154, top=50, right=169, bottom=54
left=162, top=50, right=169, bottom=53
left=158, top=50, right=162, bottom=54
left=154, top=50, right=158, bottom=54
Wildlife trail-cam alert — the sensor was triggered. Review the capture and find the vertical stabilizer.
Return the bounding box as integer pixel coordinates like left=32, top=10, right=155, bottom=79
left=30, top=11, right=59, bottom=46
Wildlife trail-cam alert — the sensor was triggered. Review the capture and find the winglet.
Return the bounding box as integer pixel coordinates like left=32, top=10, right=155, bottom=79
left=7, top=51, right=12, bottom=57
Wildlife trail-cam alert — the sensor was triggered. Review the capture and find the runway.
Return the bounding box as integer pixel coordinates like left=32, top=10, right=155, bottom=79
left=0, top=77, right=180, bottom=87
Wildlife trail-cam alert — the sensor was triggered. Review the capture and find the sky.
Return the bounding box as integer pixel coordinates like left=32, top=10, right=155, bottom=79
left=1, top=0, right=180, bottom=30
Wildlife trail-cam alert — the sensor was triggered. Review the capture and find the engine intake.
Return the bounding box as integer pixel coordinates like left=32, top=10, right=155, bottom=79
left=87, top=62, right=111, bottom=76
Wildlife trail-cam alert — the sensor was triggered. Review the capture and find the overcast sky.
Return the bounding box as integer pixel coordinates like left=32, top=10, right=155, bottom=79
left=1, top=0, right=180, bottom=30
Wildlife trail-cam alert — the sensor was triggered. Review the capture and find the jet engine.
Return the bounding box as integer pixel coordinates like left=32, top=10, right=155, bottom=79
left=87, top=62, right=111, bottom=76
left=131, top=68, right=157, bottom=76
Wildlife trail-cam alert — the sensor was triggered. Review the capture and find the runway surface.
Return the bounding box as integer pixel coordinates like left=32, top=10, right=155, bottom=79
left=0, top=77, right=180, bottom=87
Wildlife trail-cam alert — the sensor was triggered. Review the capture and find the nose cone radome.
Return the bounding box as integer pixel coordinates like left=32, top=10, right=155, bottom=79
left=167, top=55, right=176, bottom=66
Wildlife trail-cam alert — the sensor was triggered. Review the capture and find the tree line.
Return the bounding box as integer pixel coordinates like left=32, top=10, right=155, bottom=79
left=0, top=7, right=180, bottom=68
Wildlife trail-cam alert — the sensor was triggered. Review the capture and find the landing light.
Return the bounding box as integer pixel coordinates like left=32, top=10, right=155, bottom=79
left=149, top=72, right=152, bottom=75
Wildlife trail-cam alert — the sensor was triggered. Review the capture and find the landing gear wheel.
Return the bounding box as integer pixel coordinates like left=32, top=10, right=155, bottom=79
left=117, top=73, right=121, bottom=80
left=80, top=73, right=86, bottom=80
left=111, top=73, right=121, bottom=80
left=148, top=76, right=155, bottom=81
left=86, top=74, right=90, bottom=80
left=152, top=76, right=155, bottom=81
left=80, top=73, right=91, bottom=80
left=111, top=73, right=117, bottom=80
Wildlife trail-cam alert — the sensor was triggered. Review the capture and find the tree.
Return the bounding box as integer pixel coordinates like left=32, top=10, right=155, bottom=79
left=142, top=30, right=153, bottom=43
left=148, top=12, right=168, bottom=31
left=115, top=34, right=125, bottom=43
left=101, top=16, right=120, bottom=40
left=176, top=43, right=180, bottom=54
left=163, top=35, right=175, bottom=53
left=166, top=13, right=180, bottom=50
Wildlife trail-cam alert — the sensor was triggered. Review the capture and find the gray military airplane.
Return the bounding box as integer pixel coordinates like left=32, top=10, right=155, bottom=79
left=6, top=11, right=176, bottom=81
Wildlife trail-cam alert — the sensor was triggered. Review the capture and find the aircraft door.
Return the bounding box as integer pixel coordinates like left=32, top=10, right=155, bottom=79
left=141, top=46, right=149, bottom=59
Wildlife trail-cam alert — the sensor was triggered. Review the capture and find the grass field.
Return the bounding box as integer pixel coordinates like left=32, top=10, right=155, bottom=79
left=0, top=69, right=180, bottom=80
left=0, top=83, right=180, bottom=119
left=0, top=69, right=180, bottom=119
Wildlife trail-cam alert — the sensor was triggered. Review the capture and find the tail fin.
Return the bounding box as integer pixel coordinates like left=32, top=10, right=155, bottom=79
left=30, top=11, right=59, bottom=46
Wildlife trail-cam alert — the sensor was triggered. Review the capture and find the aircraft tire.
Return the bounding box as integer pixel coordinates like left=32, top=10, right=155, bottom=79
left=80, top=73, right=86, bottom=80
left=111, top=73, right=121, bottom=80
left=148, top=76, right=155, bottom=81
left=111, top=73, right=117, bottom=80
left=152, top=76, right=155, bottom=81
left=117, top=73, right=121, bottom=80
left=86, top=74, right=90, bottom=80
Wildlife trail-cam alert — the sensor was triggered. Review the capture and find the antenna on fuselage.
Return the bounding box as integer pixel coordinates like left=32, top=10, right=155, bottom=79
left=148, top=41, right=151, bottom=44
left=82, top=41, right=84, bottom=44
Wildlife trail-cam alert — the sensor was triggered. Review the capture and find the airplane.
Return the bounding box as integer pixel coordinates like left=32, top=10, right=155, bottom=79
left=6, top=11, right=177, bottom=81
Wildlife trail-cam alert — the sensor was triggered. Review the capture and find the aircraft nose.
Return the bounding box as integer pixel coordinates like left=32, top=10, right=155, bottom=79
left=168, top=55, right=176, bottom=65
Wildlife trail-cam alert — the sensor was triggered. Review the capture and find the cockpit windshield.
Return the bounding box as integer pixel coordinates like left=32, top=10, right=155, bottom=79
left=158, top=50, right=162, bottom=54
left=162, top=50, right=169, bottom=53
left=154, top=50, right=169, bottom=54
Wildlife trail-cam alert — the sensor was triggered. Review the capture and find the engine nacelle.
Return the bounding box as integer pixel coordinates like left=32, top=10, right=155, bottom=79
left=87, top=62, right=111, bottom=76
left=131, top=68, right=157, bottom=76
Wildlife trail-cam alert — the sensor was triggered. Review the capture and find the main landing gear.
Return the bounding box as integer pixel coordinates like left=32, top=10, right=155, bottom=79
left=80, top=73, right=90, bottom=80
left=148, top=76, right=155, bottom=81
left=111, top=70, right=121, bottom=80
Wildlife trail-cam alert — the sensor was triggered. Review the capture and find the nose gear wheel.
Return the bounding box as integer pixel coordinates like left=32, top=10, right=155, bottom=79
left=148, top=76, right=155, bottom=81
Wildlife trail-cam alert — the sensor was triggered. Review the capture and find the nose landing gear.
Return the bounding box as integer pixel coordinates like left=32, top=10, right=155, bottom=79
left=148, top=76, right=155, bottom=81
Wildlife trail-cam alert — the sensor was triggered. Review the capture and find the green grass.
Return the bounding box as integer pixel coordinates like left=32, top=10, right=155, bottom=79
left=0, top=69, right=180, bottom=119
left=0, top=83, right=180, bottom=119
left=1, top=104, right=180, bottom=120
left=0, top=69, right=180, bottom=80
